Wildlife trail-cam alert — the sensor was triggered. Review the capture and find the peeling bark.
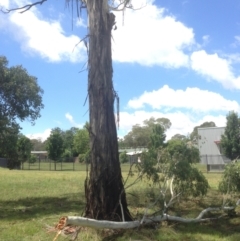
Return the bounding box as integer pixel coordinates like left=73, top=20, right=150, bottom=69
left=84, top=0, right=132, bottom=221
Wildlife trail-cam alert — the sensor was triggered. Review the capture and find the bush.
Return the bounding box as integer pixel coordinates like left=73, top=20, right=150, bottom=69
left=120, top=151, right=128, bottom=164
left=78, top=151, right=90, bottom=164
left=29, top=154, right=37, bottom=163
left=219, top=162, right=240, bottom=193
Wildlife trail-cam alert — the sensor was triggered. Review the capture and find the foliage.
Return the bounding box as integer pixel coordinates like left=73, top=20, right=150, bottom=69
left=171, top=133, right=187, bottom=141
left=190, top=121, right=216, bottom=144
left=0, top=56, right=44, bottom=124
left=17, top=135, right=32, bottom=163
left=0, top=121, right=19, bottom=169
left=73, top=128, right=90, bottom=155
left=221, top=111, right=240, bottom=160
left=46, top=128, right=64, bottom=162
left=120, top=151, right=129, bottom=164
left=29, top=154, right=37, bottom=163
left=219, top=161, right=240, bottom=193
left=30, top=138, right=46, bottom=151
left=123, top=117, right=171, bottom=148
left=139, top=129, right=208, bottom=197
left=62, top=127, right=79, bottom=156
left=0, top=56, right=44, bottom=167
left=79, top=150, right=90, bottom=164
left=150, top=124, right=166, bottom=149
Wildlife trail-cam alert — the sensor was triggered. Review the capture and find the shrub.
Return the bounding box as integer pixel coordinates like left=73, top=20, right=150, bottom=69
left=219, top=162, right=240, bottom=193
left=120, top=151, right=128, bottom=164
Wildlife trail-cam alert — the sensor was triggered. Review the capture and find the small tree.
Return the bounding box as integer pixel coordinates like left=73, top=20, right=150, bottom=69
left=219, top=162, right=240, bottom=193
left=17, top=135, right=32, bottom=164
left=119, top=151, right=128, bottom=164
left=140, top=133, right=208, bottom=197
left=221, top=111, right=240, bottom=160
left=73, top=128, right=90, bottom=156
left=46, top=128, right=64, bottom=170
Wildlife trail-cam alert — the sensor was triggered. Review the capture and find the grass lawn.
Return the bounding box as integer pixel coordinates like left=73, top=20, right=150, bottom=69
left=0, top=165, right=240, bottom=241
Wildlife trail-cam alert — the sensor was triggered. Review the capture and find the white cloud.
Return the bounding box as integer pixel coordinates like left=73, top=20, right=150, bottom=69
left=65, top=113, right=74, bottom=123
left=0, top=0, right=9, bottom=8
left=202, top=35, right=210, bottom=46
left=190, top=50, right=240, bottom=89
left=26, top=128, right=51, bottom=141
left=2, top=1, right=86, bottom=62
left=76, top=18, right=86, bottom=28
left=65, top=112, right=83, bottom=128
left=128, top=85, right=240, bottom=112
left=112, top=1, right=195, bottom=68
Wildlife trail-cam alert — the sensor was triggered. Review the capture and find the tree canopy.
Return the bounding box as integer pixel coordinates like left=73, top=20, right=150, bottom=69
left=0, top=56, right=44, bottom=124
left=221, top=111, right=240, bottom=160
left=0, top=56, right=44, bottom=166
left=46, top=128, right=64, bottom=162
left=122, top=117, right=171, bottom=148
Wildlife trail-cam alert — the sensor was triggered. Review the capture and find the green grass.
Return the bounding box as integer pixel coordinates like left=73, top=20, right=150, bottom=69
left=0, top=165, right=239, bottom=241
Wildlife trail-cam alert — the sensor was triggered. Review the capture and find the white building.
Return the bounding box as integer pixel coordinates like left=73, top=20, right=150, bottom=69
left=198, top=127, right=231, bottom=171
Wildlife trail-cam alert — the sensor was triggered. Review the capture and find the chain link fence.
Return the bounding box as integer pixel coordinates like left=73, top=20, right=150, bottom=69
left=21, top=157, right=87, bottom=171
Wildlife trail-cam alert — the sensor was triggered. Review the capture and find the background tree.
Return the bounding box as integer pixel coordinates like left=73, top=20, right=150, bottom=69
left=123, top=117, right=171, bottom=148
left=0, top=56, right=44, bottom=124
left=60, top=127, right=79, bottom=161
left=0, top=56, right=44, bottom=167
left=221, top=111, right=240, bottom=160
left=73, top=128, right=90, bottom=162
left=17, top=135, right=32, bottom=164
left=46, top=128, right=64, bottom=170
left=0, top=121, right=19, bottom=169
left=119, top=151, right=128, bottom=164
left=30, top=138, right=46, bottom=151
left=171, top=133, right=187, bottom=141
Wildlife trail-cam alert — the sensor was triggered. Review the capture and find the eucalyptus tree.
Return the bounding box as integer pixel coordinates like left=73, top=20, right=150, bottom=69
left=4, top=0, right=134, bottom=220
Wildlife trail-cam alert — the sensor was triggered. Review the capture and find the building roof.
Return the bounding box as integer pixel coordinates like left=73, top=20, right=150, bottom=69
left=31, top=151, right=48, bottom=154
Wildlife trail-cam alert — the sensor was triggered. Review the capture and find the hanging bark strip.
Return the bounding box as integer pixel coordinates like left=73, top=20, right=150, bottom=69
left=85, top=0, right=132, bottom=221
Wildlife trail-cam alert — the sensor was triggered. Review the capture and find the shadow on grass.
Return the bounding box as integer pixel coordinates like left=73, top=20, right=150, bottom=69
left=0, top=192, right=85, bottom=221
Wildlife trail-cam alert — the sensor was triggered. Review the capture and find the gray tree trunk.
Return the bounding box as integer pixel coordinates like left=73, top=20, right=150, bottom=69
left=85, top=0, right=132, bottom=221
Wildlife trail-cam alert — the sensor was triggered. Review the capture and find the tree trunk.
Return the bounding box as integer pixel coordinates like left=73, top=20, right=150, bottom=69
left=84, top=0, right=132, bottom=221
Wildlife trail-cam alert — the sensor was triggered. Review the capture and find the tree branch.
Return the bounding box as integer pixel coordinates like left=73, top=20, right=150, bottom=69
left=2, top=0, right=47, bottom=14
left=55, top=206, right=236, bottom=231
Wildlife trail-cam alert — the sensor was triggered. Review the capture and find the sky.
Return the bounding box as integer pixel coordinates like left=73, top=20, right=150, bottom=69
left=1, top=0, right=240, bottom=141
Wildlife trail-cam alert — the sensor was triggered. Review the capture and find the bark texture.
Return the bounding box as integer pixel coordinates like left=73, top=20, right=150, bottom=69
left=85, top=0, right=132, bottom=221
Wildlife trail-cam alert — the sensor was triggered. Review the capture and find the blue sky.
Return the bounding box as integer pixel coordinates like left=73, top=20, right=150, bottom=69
left=1, top=0, right=240, bottom=141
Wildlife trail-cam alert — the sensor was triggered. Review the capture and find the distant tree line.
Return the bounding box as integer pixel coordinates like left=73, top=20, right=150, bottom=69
left=118, top=117, right=217, bottom=149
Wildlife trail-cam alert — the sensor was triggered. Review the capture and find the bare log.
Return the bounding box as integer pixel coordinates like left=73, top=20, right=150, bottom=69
left=54, top=206, right=235, bottom=231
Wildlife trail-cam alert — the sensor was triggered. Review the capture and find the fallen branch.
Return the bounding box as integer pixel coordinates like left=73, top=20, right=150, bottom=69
left=55, top=206, right=235, bottom=231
